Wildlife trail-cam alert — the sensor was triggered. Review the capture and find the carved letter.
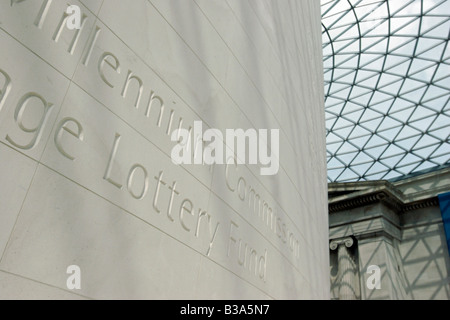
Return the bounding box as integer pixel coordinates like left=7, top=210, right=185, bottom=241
left=6, top=92, right=53, bottom=150
left=0, top=69, right=12, bottom=113
left=127, top=164, right=149, bottom=200
left=53, top=7, right=87, bottom=55
left=121, top=70, right=143, bottom=109
left=54, top=117, right=84, bottom=160
left=179, top=199, right=194, bottom=232
left=82, top=26, right=101, bottom=66
left=103, top=133, right=123, bottom=189
left=98, top=52, right=120, bottom=88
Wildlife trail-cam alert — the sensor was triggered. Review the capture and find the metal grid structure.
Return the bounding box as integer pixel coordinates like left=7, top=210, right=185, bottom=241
left=322, top=0, right=450, bottom=182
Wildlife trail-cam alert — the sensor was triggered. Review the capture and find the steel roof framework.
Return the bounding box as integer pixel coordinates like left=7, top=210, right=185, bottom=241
left=322, top=0, right=450, bottom=182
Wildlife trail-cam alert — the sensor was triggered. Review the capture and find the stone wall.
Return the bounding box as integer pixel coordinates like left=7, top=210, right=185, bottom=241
left=0, top=0, right=328, bottom=299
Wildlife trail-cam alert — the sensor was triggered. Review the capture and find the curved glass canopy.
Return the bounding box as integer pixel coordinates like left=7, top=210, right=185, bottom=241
left=322, top=0, right=450, bottom=182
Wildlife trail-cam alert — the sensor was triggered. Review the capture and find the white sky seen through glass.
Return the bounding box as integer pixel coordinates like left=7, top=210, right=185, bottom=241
left=322, top=0, right=450, bottom=182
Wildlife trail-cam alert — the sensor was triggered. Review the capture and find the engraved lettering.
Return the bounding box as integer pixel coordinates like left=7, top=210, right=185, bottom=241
left=121, top=70, right=143, bottom=109
left=0, top=69, right=12, bottom=113
left=225, top=157, right=237, bottom=192
left=179, top=199, right=194, bottom=232
left=144, top=91, right=162, bottom=119
left=227, top=221, right=267, bottom=282
left=98, top=52, right=120, bottom=88
left=166, top=181, right=179, bottom=222
left=153, top=171, right=166, bottom=214
left=6, top=92, right=53, bottom=150
left=35, top=0, right=52, bottom=29
left=82, top=26, right=101, bottom=66
left=54, top=117, right=84, bottom=160
left=237, top=177, right=246, bottom=201
left=127, top=164, right=149, bottom=200
left=52, top=8, right=87, bottom=55
left=103, top=133, right=123, bottom=189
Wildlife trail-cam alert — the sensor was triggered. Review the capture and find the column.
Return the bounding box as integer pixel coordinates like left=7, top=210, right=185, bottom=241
left=330, top=237, right=359, bottom=300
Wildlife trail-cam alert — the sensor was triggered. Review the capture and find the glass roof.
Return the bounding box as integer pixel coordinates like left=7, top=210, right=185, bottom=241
left=321, top=0, right=450, bottom=182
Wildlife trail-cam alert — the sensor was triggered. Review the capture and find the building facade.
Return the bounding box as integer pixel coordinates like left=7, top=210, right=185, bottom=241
left=329, top=167, right=450, bottom=299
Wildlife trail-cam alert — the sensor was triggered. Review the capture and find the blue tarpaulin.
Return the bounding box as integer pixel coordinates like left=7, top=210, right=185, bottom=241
left=438, top=192, right=450, bottom=257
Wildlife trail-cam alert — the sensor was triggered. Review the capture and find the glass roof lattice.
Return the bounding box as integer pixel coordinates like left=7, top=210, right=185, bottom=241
left=322, top=0, right=450, bottom=182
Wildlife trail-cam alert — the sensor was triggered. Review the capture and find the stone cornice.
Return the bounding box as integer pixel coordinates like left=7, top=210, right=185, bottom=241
left=328, top=167, right=449, bottom=214
left=329, top=188, right=438, bottom=214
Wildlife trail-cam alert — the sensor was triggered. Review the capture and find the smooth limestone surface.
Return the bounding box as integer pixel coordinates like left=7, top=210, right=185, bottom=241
left=0, top=0, right=328, bottom=299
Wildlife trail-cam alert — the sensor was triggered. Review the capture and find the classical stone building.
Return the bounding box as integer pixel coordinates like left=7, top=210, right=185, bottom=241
left=329, top=166, right=450, bottom=300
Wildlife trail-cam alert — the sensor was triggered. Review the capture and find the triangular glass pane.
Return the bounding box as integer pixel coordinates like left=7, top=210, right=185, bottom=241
left=352, top=92, right=374, bottom=106
left=434, top=63, right=450, bottom=81
left=400, top=78, right=427, bottom=93
left=409, top=115, right=437, bottom=132
left=389, top=107, right=415, bottom=122
left=417, top=43, right=446, bottom=62
left=379, top=80, right=403, bottom=96
left=382, top=144, right=405, bottom=157
left=412, top=144, right=440, bottom=159
left=423, top=20, right=450, bottom=40
left=365, top=134, right=388, bottom=148
left=365, top=162, right=389, bottom=175
left=328, top=156, right=346, bottom=169
left=393, top=17, right=420, bottom=36
left=409, top=107, right=437, bottom=122
left=428, top=127, right=449, bottom=141
left=353, top=151, right=375, bottom=164
left=360, top=117, right=384, bottom=131
left=336, top=152, right=358, bottom=164
left=349, top=135, right=371, bottom=149
left=334, top=117, right=355, bottom=129
left=390, top=40, right=416, bottom=56
left=328, top=168, right=345, bottom=181
left=422, top=94, right=450, bottom=112
left=380, top=154, right=405, bottom=168
left=327, top=141, right=344, bottom=154
left=327, top=132, right=344, bottom=144
left=428, top=114, right=450, bottom=131
left=388, top=36, right=415, bottom=52
left=401, top=86, right=428, bottom=104
left=351, top=162, right=372, bottom=176
left=370, top=91, right=394, bottom=106
left=386, top=60, right=411, bottom=77
left=338, top=168, right=360, bottom=181
left=334, top=126, right=355, bottom=139
left=395, top=136, right=421, bottom=151
left=377, top=126, right=402, bottom=141
left=416, top=38, right=444, bottom=56
left=396, top=163, right=419, bottom=175
left=408, top=58, right=437, bottom=76
left=370, top=99, right=395, bottom=114
left=413, top=134, right=440, bottom=149
left=395, top=125, right=422, bottom=140
left=364, top=145, right=389, bottom=159
left=429, top=143, right=450, bottom=157
left=409, top=65, right=437, bottom=83
left=383, top=170, right=403, bottom=180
